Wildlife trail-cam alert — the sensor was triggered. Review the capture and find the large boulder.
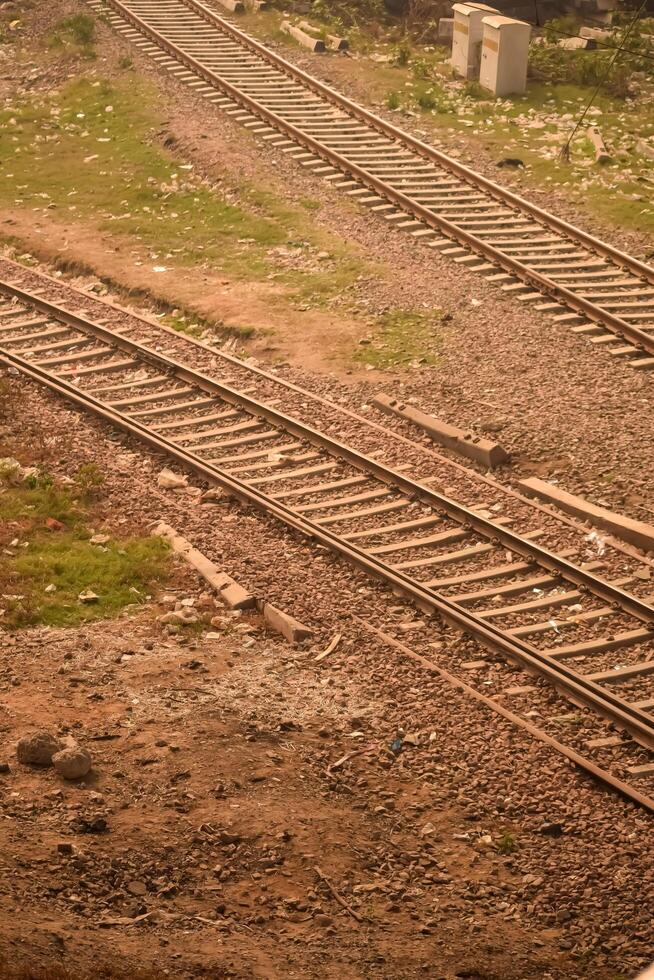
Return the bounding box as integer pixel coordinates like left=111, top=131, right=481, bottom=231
left=16, top=731, right=61, bottom=767
left=52, top=746, right=92, bottom=780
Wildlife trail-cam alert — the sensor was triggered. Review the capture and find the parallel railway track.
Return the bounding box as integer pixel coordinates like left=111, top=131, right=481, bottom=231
left=2, top=272, right=654, bottom=810
left=88, top=0, right=654, bottom=368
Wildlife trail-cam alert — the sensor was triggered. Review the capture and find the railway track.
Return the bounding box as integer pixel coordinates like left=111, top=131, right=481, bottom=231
left=87, top=0, right=654, bottom=369
left=2, top=271, right=654, bottom=810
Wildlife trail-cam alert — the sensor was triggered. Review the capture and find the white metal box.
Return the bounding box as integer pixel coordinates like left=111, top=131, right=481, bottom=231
left=451, top=3, right=499, bottom=80
left=479, top=15, right=531, bottom=96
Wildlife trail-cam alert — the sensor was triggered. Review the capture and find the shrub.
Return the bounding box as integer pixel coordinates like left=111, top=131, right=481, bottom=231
left=63, top=13, right=96, bottom=45
left=393, top=40, right=411, bottom=66
left=543, top=13, right=579, bottom=44
left=74, top=462, right=105, bottom=495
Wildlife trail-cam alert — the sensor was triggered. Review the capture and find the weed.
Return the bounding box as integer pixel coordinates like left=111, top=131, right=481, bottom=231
left=6, top=534, right=169, bottom=627
left=0, top=77, right=368, bottom=308
left=411, top=56, right=431, bottom=80
left=23, top=470, right=54, bottom=491
left=63, top=13, right=95, bottom=45
left=393, top=40, right=411, bottom=66
left=0, top=477, right=169, bottom=628
left=386, top=90, right=401, bottom=110
left=118, top=55, right=133, bottom=70
left=0, top=483, right=81, bottom=527
left=74, top=462, right=105, bottom=495
left=462, top=80, right=486, bottom=99
left=495, top=832, right=517, bottom=854
left=47, top=13, right=96, bottom=57
left=416, top=88, right=437, bottom=110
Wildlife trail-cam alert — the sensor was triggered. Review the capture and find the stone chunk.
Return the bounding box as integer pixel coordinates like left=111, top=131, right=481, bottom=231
left=52, top=746, right=92, bottom=780
left=517, top=477, right=654, bottom=553
left=373, top=393, right=510, bottom=468
left=157, top=468, right=188, bottom=490
left=262, top=602, right=313, bottom=644
left=16, top=731, right=61, bottom=767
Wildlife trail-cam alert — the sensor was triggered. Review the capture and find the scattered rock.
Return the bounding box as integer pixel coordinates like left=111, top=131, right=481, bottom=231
left=157, top=468, right=188, bottom=489
left=0, top=457, right=24, bottom=485
left=496, top=157, right=524, bottom=168
left=78, top=590, right=99, bottom=604
left=16, top=731, right=61, bottom=767
left=127, top=880, right=148, bottom=896
left=540, top=822, right=564, bottom=838
left=160, top=608, right=199, bottom=626
left=52, top=746, right=92, bottom=780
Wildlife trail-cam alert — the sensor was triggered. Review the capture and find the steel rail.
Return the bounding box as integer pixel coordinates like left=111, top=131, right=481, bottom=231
left=7, top=360, right=654, bottom=811
left=100, top=0, right=654, bottom=355
left=4, top=277, right=654, bottom=630
left=2, top=309, right=654, bottom=751
left=4, top=251, right=652, bottom=574
left=185, top=0, right=654, bottom=284
left=360, top=619, right=654, bottom=814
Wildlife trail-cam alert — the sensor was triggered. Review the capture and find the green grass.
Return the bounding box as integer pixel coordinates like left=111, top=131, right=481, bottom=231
left=0, top=477, right=170, bottom=628
left=0, top=76, right=368, bottom=306
left=495, top=832, right=517, bottom=855
left=426, top=76, right=654, bottom=238
left=47, top=14, right=96, bottom=58
left=351, top=309, right=443, bottom=370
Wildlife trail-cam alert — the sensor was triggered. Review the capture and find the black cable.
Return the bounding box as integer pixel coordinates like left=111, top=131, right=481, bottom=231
left=536, top=23, right=654, bottom=64
left=463, top=0, right=654, bottom=63
left=559, top=0, right=650, bottom=160
left=530, top=0, right=654, bottom=64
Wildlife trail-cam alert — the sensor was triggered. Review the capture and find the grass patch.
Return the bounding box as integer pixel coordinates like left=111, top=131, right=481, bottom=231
left=0, top=76, right=369, bottom=308
left=47, top=14, right=96, bottom=58
left=0, top=474, right=169, bottom=628
left=351, top=309, right=442, bottom=370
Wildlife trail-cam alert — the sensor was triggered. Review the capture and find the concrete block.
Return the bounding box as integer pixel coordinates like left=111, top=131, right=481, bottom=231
left=262, top=602, right=314, bottom=644
left=516, top=478, right=654, bottom=554
left=282, top=21, right=326, bottom=52
left=437, top=17, right=454, bottom=43
left=579, top=25, right=611, bottom=40
left=372, top=393, right=510, bottom=468
left=558, top=36, right=596, bottom=49
left=298, top=20, right=348, bottom=50
left=636, top=138, right=654, bottom=161
left=152, top=522, right=255, bottom=609
left=216, top=0, right=245, bottom=12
